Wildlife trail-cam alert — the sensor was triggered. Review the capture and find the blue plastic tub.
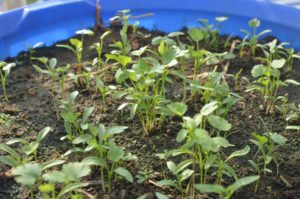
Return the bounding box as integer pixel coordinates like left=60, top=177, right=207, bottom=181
left=1, top=0, right=300, bottom=60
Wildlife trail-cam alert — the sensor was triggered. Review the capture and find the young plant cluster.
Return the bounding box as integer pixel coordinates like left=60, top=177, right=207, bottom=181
left=1, top=10, right=298, bottom=199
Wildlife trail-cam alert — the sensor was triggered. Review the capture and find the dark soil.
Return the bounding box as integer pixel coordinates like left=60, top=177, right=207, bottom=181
left=0, top=25, right=300, bottom=199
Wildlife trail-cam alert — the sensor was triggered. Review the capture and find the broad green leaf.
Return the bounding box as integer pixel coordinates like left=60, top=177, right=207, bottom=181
left=115, top=167, right=133, bottom=182
left=108, top=147, right=124, bottom=162
left=176, top=129, right=188, bottom=143
left=106, top=126, right=128, bottom=135
left=175, top=159, right=193, bottom=174
left=33, top=65, right=50, bottom=75
left=0, top=156, right=20, bottom=167
left=188, top=28, right=203, bottom=42
left=155, top=179, right=176, bottom=187
left=205, top=154, right=217, bottom=169
left=62, top=162, right=91, bottom=181
left=269, top=133, right=287, bottom=145
left=49, top=58, right=57, bottom=69
left=57, top=182, right=89, bottom=198
left=38, top=183, right=55, bottom=193
left=180, top=169, right=194, bottom=181
left=194, top=184, right=225, bottom=193
left=37, top=127, right=52, bottom=142
left=251, top=64, right=265, bottom=78
left=72, top=134, right=93, bottom=145
left=167, top=102, right=188, bottom=116
left=207, top=115, right=232, bottom=131
left=13, top=163, right=42, bottom=186
left=155, top=192, right=169, bottom=199
left=81, top=107, right=94, bottom=124
left=271, top=59, right=286, bottom=69
left=43, top=171, right=66, bottom=183
left=228, top=175, right=260, bottom=192
left=200, top=101, right=218, bottom=116
left=285, top=79, right=300, bottom=85
left=225, top=145, right=250, bottom=162
left=166, top=161, right=177, bottom=174
left=81, top=156, right=107, bottom=167
left=23, top=142, right=39, bottom=156
left=41, top=159, right=65, bottom=170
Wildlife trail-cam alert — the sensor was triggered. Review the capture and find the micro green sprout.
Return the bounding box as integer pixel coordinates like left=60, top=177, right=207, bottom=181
left=0, top=61, right=15, bottom=101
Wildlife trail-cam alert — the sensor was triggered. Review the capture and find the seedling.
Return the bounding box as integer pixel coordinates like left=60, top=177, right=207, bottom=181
left=249, top=132, right=287, bottom=191
left=285, top=103, right=300, bottom=131
left=240, top=18, right=271, bottom=57
left=247, top=59, right=300, bottom=114
left=110, top=10, right=132, bottom=55
left=39, top=162, right=91, bottom=199
left=283, top=48, right=300, bottom=72
left=195, top=175, right=260, bottom=199
left=66, top=123, right=135, bottom=192
left=90, top=30, right=112, bottom=73
left=0, top=127, right=52, bottom=167
left=12, top=160, right=65, bottom=199
left=95, top=77, right=117, bottom=112
left=0, top=113, right=14, bottom=128
left=33, top=57, right=61, bottom=119
left=26, top=42, right=44, bottom=64
left=57, top=29, right=94, bottom=65
left=0, top=61, right=16, bottom=101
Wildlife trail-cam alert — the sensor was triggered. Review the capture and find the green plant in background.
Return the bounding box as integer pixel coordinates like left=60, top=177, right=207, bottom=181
left=0, top=127, right=52, bottom=167
left=247, top=59, right=300, bottom=115
left=283, top=48, right=300, bottom=72
left=56, top=64, right=71, bottom=98
left=65, top=123, right=135, bottom=192
left=198, top=16, right=229, bottom=49
left=110, top=10, right=132, bottom=55
left=0, top=61, right=16, bottom=101
left=95, top=77, right=117, bottom=112
left=59, top=91, right=95, bottom=141
left=91, top=30, right=112, bottom=73
left=240, top=18, right=271, bottom=57
left=11, top=160, right=65, bottom=199
left=39, top=162, right=91, bottom=199
left=249, top=132, right=287, bottom=191
left=258, top=39, right=288, bottom=63
left=26, top=42, right=44, bottom=64
left=33, top=57, right=60, bottom=119
left=57, top=29, right=94, bottom=65
left=195, top=175, right=260, bottom=199
left=0, top=113, right=14, bottom=128
left=285, top=103, right=300, bottom=131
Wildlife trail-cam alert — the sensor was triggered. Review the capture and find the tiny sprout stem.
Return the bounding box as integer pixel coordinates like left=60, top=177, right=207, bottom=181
left=1, top=76, right=8, bottom=101
left=50, top=77, right=60, bottom=120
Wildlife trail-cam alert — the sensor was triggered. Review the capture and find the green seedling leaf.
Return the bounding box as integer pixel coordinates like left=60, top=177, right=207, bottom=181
left=167, top=102, right=188, bottom=116
left=57, top=182, right=89, bottom=199
left=286, top=126, right=300, bottom=130
left=168, top=31, right=184, bottom=37
left=285, top=79, right=300, bottom=85
left=155, top=179, right=176, bottom=187
left=72, top=134, right=93, bottom=145
left=38, top=183, right=55, bottom=193
left=228, top=175, right=260, bottom=193
left=271, top=59, right=286, bottom=69
left=100, top=30, right=112, bottom=40
left=49, top=58, right=57, bottom=69
left=13, top=163, right=42, bottom=186
left=248, top=18, right=260, bottom=28
left=226, top=145, right=250, bottom=162
left=251, top=64, right=265, bottom=78
left=180, top=169, right=194, bottom=181
left=108, top=146, right=124, bottom=162
left=195, top=184, right=225, bottom=193
left=205, top=154, right=217, bottom=170
left=175, top=159, right=193, bottom=174
left=176, top=129, right=188, bottom=143
left=62, top=162, right=91, bottom=181
left=37, top=127, right=52, bottom=142
left=216, top=16, right=228, bottom=22
left=43, top=171, right=66, bottom=183
left=82, top=156, right=107, bottom=167
left=0, top=156, right=20, bottom=167
left=23, top=142, right=39, bottom=156
left=41, top=159, right=65, bottom=171
left=188, top=27, right=203, bottom=42
left=115, top=167, right=133, bottom=182
left=207, top=115, right=232, bottom=131
left=6, top=138, right=26, bottom=145
left=155, top=192, right=169, bottom=199
left=106, top=126, right=128, bottom=135
left=33, top=65, right=51, bottom=75
left=0, top=144, right=20, bottom=160
left=269, top=133, right=287, bottom=145
left=200, top=101, right=218, bottom=116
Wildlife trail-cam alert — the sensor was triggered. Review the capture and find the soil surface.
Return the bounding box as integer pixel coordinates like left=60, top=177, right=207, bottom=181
left=0, top=24, right=300, bottom=199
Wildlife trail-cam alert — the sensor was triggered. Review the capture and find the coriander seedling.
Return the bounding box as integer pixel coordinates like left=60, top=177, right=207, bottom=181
left=0, top=61, right=16, bottom=101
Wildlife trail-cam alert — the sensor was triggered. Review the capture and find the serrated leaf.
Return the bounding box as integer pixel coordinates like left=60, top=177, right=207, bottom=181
left=167, top=102, right=188, bottom=116
left=13, top=163, right=42, bottom=186
left=251, top=65, right=265, bottom=78
left=43, top=171, right=66, bottom=183
left=62, top=162, right=91, bottom=181
left=207, top=115, right=232, bottom=131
